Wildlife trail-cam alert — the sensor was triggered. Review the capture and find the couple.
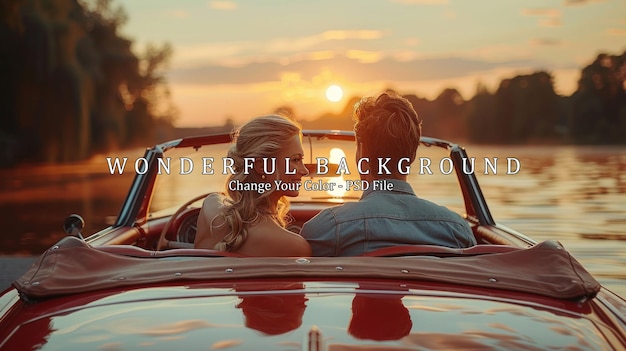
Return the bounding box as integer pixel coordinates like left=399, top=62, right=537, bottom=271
left=194, top=91, right=477, bottom=257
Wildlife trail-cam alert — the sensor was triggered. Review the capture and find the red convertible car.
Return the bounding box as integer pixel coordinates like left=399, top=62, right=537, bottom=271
left=1, top=131, right=625, bottom=350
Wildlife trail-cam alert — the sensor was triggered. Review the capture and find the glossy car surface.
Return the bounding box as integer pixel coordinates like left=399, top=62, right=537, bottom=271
left=1, top=131, right=625, bottom=351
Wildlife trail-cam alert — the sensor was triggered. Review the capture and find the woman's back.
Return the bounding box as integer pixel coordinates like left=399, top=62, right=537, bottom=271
left=195, top=193, right=311, bottom=257
left=193, top=115, right=311, bottom=257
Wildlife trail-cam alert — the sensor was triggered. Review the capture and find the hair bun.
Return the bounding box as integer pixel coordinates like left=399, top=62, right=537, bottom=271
left=227, top=147, right=244, bottom=172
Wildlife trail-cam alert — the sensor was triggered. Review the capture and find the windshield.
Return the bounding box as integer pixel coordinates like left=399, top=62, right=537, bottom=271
left=147, top=136, right=466, bottom=219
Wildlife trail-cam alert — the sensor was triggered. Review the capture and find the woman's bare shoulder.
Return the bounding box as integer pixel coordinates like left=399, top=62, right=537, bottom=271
left=200, top=193, right=226, bottom=217
left=195, top=193, right=228, bottom=249
left=241, top=223, right=311, bottom=257
left=202, top=193, right=225, bottom=208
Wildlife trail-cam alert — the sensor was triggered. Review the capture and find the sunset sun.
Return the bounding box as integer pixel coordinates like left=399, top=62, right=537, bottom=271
left=325, top=85, right=344, bottom=102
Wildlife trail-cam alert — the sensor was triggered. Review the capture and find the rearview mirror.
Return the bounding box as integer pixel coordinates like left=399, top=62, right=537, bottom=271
left=63, top=214, right=85, bottom=239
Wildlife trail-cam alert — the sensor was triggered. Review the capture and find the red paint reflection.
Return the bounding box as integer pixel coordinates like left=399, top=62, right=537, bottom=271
left=235, top=283, right=307, bottom=336
left=348, top=287, right=412, bottom=341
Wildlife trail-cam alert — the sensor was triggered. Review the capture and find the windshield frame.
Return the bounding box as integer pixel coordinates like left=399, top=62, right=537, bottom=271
left=112, top=131, right=495, bottom=229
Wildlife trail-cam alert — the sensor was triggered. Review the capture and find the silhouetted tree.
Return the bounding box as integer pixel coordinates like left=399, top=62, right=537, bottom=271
left=485, top=71, right=560, bottom=143
left=432, top=88, right=467, bottom=140
left=0, top=0, right=175, bottom=165
left=467, top=83, right=498, bottom=143
left=569, top=52, right=626, bottom=144
left=124, top=42, right=177, bottom=146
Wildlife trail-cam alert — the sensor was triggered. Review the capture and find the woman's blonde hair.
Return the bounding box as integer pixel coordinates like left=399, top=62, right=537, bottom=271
left=213, top=115, right=302, bottom=252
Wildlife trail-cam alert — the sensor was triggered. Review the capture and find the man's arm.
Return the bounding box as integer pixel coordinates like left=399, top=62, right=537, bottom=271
left=448, top=219, right=477, bottom=248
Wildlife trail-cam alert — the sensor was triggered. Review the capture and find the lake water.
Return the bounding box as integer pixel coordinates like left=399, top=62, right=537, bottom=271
left=1, top=144, right=625, bottom=297
left=474, top=145, right=626, bottom=298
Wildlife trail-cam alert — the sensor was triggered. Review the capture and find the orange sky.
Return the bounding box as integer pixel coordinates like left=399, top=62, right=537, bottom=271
left=117, top=0, right=626, bottom=127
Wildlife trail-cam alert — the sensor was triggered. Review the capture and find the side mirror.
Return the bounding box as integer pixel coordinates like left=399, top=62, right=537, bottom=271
left=63, top=214, right=85, bottom=239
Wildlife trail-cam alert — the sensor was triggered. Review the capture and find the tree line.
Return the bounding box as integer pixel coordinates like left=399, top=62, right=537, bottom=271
left=0, top=0, right=176, bottom=166
left=305, top=51, right=626, bottom=145
left=464, top=52, right=625, bottom=145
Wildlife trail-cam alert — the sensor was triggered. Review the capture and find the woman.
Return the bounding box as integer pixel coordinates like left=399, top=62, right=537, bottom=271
left=194, top=115, right=312, bottom=257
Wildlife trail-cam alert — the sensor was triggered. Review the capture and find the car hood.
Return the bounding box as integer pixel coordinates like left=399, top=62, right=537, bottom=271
left=1, top=281, right=621, bottom=351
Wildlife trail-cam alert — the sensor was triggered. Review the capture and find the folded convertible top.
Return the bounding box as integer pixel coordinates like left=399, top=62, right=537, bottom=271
left=14, top=237, right=600, bottom=301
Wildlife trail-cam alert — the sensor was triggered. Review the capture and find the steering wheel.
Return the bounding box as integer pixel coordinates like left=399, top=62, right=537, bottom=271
left=156, top=192, right=216, bottom=251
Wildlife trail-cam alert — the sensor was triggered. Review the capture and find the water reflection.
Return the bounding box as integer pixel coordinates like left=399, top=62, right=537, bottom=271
left=473, top=145, right=626, bottom=297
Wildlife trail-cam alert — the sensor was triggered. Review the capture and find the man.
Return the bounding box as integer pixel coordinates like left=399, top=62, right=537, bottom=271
left=301, top=91, right=476, bottom=256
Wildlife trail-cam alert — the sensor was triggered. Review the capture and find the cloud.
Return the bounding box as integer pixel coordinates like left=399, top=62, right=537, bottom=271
left=304, top=51, right=336, bottom=61
left=173, top=30, right=384, bottom=67
left=393, top=50, right=421, bottom=62
left=346, top=50, right=383, bottom=63
left=521, top=8, right=562, bottom=27
left=449, top=44, right=533, bottom=62
left=563, top=0, right=606, bottom=6
left=607, top=28, right=626, bottom=36
left=390, top=0, right=448, bottom=4
left=538, top=18, right=562, bottom=27
left=174, top=42, right=250, bottom=67
left=522, top=8, right=561, bottom=17
left=530, top=38, right=562, bottom=46
left=405, top=37, right=420, bottom=47
left=168, top=54, right=549, bottom=86
left=265, top=30, right=383, bottom=53
left=563, top=0, right=587, bottom=5
left=443, top=10, right=457, bottom=19
left=323, top=30, right=382, bottom=40
left=209, top=1, right=237, bottom=10
left=166, top=9, right=190, bottom=19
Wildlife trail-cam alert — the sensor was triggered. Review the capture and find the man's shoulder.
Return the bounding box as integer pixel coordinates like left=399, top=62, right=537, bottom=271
left=413, top=197, right=466, bottom=219
left=304, top=193, right=465, bottom=224
left=301, top=202, right=360, bottom=232
left=307, top=203, right=350, bottom=221
left=318, top=200, right=374, bottom=220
